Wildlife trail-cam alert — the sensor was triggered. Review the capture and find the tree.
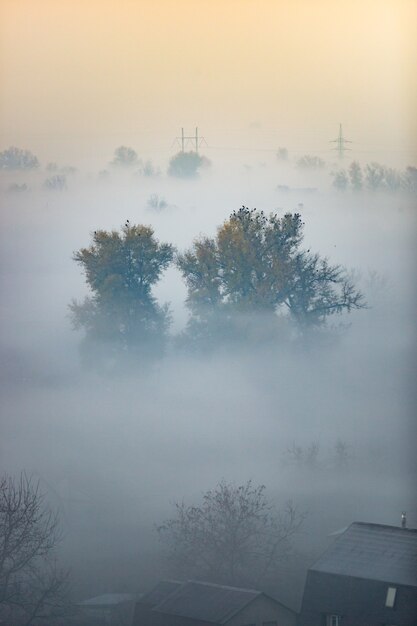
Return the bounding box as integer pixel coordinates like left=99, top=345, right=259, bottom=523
left=140, top=160, right=160, bottom=177
left=156, top=480, right=304, bottom=588
left=296, top=155, right=325, bottom=170
left=365, top=162, right=385, bottom=190
left=0, top=147, right=39, bottom=170
left=348, top=161, right=415, bottom=194
left=334, top=439, right=349, bottom=470
left=348, top=161, right=363, bottom=191
left=70, top=223, right=174, bottom=367
left=43, top=175, right=67, bottom=190
left=147, top=194, right=167, bottom=211
left=276, top=147, right=289, bottom=161
left=111, top=146, right=139, bottom=167
left=403, top=165, right=417, bottom=193
left=177, top=207, right=364, bottom=347
left=168, top=151, right=210, bottom=178
left=284, top=441, right=320, bottom=470
left=332, top=169, right=348, bottom=190
left=383, top=167, right=402, bottom=192
left=0, top=473, right=70, bottom=625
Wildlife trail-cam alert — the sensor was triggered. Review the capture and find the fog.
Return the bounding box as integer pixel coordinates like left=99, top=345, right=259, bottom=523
left=1, top=1, right=416, bottom=619
left=0, top=149, right=416, bottom=607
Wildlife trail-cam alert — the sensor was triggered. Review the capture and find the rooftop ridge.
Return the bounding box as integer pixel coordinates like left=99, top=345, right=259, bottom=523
left=352, top=521, right=417, bottom=532
left=186, top=580, right=260, bottom=594
left=154, top=579, right=263, bottom=623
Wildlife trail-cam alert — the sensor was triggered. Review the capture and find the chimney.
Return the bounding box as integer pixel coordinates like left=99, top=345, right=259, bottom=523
left=401, top=511, right=407, bottom=529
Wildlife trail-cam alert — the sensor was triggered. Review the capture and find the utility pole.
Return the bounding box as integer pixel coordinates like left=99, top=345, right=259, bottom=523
left=331, top=123, right=351, bottom=159
left=173, top=128, right=207, bottom=153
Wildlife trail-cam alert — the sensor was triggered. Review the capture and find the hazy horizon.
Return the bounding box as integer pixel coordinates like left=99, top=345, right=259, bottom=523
left=1, top=0, right=416, bottom=168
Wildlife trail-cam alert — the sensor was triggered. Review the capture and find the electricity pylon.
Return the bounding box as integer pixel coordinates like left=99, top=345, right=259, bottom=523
left=331, top=124, right=351, bottom=159
left=172, top=128, right=207, bottom=153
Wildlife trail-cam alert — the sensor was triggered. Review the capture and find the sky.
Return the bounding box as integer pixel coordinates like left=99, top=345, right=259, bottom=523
left=1, top=0, right=416, bottom=165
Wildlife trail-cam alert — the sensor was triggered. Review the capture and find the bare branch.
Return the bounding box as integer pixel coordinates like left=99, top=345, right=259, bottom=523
left=0, top=473, right=70, bottom=626
left=156, top=480, right=304, bottom=587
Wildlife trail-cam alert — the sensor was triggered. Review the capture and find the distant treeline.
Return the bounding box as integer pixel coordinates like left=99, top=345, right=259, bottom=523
left=2, top=146, right=416, bottom=195
left=331, top=161, right=417, bottom=193
left=0, top=145, right=209, bottom=184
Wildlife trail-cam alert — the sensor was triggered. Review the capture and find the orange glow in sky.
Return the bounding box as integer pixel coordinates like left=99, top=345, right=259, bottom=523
left=1, top=0, right=416, bottom=164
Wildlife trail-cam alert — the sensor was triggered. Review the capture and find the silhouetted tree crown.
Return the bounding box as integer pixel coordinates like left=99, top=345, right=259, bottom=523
left=332, top=169, right=348, bottom=190
left=70, top=224, right=174, bottom=366
left=0, top=146, right=39, bottom=170
left=111, top=145, right=139, bottom=167
left=331, top=161, right=416, bottom=193
left=168, top=151, right=210, bottom=178
left=296, top=155, right=325, bottom=169
left=177, top=207, right=364, bottom=346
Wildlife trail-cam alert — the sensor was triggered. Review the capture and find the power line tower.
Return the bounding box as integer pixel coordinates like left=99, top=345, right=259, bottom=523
left=331, top=123, right=351, bottom=159
left=173, top=127, right=207, bottom=153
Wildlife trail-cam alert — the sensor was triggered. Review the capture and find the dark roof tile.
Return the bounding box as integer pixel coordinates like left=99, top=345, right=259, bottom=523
left=311, top=522, right=417, bottom=587
left=140, top=580, right=183, bottom=607
left=154, top=580, right=261, bottom=623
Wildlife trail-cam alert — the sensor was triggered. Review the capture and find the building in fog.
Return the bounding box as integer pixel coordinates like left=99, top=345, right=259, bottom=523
left=78, top=593, right=136, bottom=626
left=298, top=522, right=417, bottom=626
left=132, top=579, right=296, bottom=626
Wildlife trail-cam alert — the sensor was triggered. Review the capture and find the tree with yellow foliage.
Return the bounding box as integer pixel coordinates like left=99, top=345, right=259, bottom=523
left=177, top=207, right=364, bottom=348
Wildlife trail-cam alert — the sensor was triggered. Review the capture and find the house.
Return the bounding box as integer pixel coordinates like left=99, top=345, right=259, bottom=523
left=139, top=581, right=184, bottom=609
left=78, top=592, right=137, bottom=626
left=298, top=522, right=417, bottom=626
left=132, top=579, right=297, bottom=626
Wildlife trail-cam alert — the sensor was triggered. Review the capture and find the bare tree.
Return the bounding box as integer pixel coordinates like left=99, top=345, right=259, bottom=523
left=334, top=439, right=350, bottom=470
left=156, top=480, right=304, bottom=588
left=0, top=473, right=70, bottom=625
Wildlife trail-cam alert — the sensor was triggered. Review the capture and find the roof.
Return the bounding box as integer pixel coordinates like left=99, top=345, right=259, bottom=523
left=311, top=522, right=417, bottom=587
left=154, top=580, right=262, bottom=623
left=80, top=593, right=135, bottom=607
left=139, top=580, right=183, bottom=607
